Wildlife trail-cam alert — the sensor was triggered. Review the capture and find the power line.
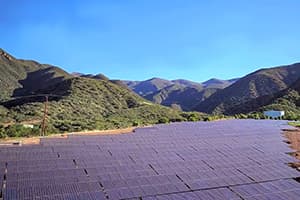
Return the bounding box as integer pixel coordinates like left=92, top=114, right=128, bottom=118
left=41, top=96, right=48, bottom=137
left=7, top=94, right=64, bottom=137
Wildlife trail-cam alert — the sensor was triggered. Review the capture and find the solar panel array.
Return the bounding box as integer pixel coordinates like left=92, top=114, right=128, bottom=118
left=0, top=119, right=299, bottom=199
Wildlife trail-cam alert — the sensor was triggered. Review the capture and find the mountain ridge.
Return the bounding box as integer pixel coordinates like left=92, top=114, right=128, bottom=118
left=1, top=47, right=300, bottom=133
left=0, top=49, right=205, bottom=137
left=194, top=63, right=300, bottom=115
left=122, top=77, right=238, bottom=110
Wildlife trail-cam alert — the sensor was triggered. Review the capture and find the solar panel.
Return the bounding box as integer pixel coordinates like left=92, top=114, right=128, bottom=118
left=1, top=119, right=300, bottom=199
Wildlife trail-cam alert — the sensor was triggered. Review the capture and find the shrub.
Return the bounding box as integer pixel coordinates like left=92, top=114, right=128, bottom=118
left=157, top=117, right=169, bottom=124
left=53, top=120, right=73, bottom=132
left=4, top=124, right=40, bottom=137
left=187, top=113, right=200, bottom=122
left=0, top=125, right=7, bottom=138
left=235, top=114, right=248, bottom=119
left=170, top=118, right=185, bottom=122
left=132, top=121, right=140, bottom=126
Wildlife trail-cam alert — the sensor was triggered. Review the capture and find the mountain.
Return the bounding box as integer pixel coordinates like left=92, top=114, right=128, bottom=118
left=123, top=77, right=236, bottom=111
left=202, top=78, right=239, bottom=89
left=124, top=78, right=203, bottom=111
left=144, top=84, right=219, bottom=111
left=252, top=78, right=300, bottom=117
left=0, top=49, right=202, bottom=136
left=195, top=63, right=300, bottom=115
left=123, top=78, right=175, bottom=96
left=171, top=79, right=203, bottom=88
left=0, top=48, right=72, bottom=101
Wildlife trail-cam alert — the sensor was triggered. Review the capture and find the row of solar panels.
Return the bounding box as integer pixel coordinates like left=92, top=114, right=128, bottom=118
left=34, top=150, right=287, bottom=162
left=38, top=136, right=287, bottom=147
left=6, top=179, right=299, bottom=200
left=1, top=144, right=293, bottom=160
left=3, top=190, right=106, bottom=200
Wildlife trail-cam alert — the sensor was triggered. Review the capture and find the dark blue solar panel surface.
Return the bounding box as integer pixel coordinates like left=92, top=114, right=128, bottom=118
left=0, top=119, right=299, bottom=199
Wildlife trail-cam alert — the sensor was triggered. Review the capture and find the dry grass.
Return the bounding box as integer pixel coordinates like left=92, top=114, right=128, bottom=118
left=64, top=127, right=136, bottom=136
left=0, top=126, right=139, bottom=145
left=0, top=137, right=40, bottom=146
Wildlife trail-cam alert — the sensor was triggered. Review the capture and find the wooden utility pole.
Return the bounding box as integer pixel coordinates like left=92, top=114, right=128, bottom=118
left=41, top=96, right=48, bottom=137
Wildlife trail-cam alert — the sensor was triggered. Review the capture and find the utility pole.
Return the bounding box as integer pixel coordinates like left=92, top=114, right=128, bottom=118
left=41, top=96, right=48, bottom=137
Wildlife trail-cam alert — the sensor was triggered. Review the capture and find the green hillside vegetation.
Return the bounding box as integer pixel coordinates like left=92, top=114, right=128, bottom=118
left=261, top=91, right=300, bottom=119
left=0, top=49, right=42, bottom=101
left=2, top=76, right=201, bottom=137
left=0, top=49, right=210, bottom=138
left=231, top=78, right=300, bottom=120
left=259, top=78, right=300, bottom=119
left=195, top=63, right=300, bottom=115
left=0, top=48, right=71, bottom=101
left=288, top=121, right=300, bottom=127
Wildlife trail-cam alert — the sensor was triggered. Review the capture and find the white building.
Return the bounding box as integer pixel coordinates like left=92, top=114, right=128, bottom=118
left=263, top=110, right=285, bottom=119
left=22, top=124, right=34, bottom=128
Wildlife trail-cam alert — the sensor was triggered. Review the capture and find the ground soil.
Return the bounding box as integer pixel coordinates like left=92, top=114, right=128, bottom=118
left=284, top=129, right=300, bottom=168
left=0, top=127, right=137, bottom=146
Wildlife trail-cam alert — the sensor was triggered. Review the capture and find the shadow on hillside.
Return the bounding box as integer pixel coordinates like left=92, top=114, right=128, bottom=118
left=1, top=95, right=63, bottom=108
left=1, top=68, right=72, bottom=108
left=13, top=68, right=67, bottom=97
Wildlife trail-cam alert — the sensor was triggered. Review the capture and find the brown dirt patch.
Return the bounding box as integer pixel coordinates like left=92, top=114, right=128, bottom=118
left=0, top=127, right=138, bottom=146
left=284, top=129, right=300, bottom=168
left=68, top=127, right=136, bottom=136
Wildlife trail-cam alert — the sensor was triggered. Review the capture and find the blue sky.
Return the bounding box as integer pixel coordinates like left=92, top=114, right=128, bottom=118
left=1, top=0, right=300, bottom=82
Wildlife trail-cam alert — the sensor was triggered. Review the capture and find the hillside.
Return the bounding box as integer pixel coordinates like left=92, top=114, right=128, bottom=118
left=0, top=49, right=205, bottom=137
left=0, top=49, right=71, bottom=101
left=124, top=78, right=175, bottom=96
left=258, top=78, right=300, bottom=118
left=0, top=49, right=43, bottom=101
left=2, top=77, right=189, bottom=133
left=195, top=63, right=300, bottom=115
left=145, top=84, right=219, bottom=111
left=124, top=77, right=236, bottom=111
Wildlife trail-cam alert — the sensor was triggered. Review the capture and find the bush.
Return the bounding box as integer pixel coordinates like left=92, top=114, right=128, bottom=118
left=126, top=97, right=139, bottom=108
left=53, top=120, right=73, bottom=132
left=288, top=121, right=300, bottom=127
left=180, top=112, right=204, bottom=122
left=0, top=125, right=7, bottom=138
left=235, top=114, right=248, bottom=119
left=247, top=112, right=261, bottom=120
left=132, top=121, right=140, bottom=126
left=187, top=113, right=200, bottom=122
left=285, top=112, right=299, bottom=121
left=4, top=124, right=40, bottom=137
left=157, top=117, right=169, bottom=124
left=170, top=118, right=185, bottom=122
